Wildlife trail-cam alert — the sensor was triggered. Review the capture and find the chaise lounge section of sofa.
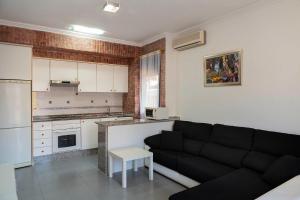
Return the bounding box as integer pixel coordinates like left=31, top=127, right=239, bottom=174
left=144, top=120, right=300, bottom=200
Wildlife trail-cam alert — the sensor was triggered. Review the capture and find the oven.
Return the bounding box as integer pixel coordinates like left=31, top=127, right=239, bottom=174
left=52, top=120, right=81, bottom=153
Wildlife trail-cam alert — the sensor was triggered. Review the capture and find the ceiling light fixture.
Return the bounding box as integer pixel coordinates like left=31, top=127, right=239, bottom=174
left=103, top=0, right=120, bottom=13
left=69, top=25, right=105, bottom=35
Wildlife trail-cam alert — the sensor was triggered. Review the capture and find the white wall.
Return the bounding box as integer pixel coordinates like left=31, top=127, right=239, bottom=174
left=165, top=33, right=178, bottom=116
left=174, top=0, right=300, bottom=134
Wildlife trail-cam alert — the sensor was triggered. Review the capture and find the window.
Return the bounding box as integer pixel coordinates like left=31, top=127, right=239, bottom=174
left=140, top=51, right=160, bottom=117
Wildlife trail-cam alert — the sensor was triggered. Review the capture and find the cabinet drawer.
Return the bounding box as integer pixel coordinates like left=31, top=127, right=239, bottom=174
left=33, top=122, right=52, bottom=130
left=33, top=130, right=52, bottom=139
left=34, top=147, right=52, bottom=157
left=34, top=138, right=52, bottom=148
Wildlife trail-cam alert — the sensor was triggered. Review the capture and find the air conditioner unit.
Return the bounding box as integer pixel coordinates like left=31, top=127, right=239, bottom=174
left=173, top=31, right=206, bottom=51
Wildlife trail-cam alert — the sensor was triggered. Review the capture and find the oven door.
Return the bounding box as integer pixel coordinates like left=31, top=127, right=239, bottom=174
left=52, top=128, right=81, bottom=153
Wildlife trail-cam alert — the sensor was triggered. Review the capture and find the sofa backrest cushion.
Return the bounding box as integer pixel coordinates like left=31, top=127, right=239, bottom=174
left=200, top=124, right=254, bottom=168
left=160, top=130, right=183, bottom=152
left=183, top=139, right=204, bottom=156
left=173, top=120, right=212, bottom=141
left=243, top=130, right=300, bottom=173
left=201, top=143, right=248, bottom=168
left=242, top=151, right=277, bottom=173
left=263, top=155, right=300, bottom=186
left=253, top=130, right=300, bottom=157
left=210, top=124, right=254, bottom=149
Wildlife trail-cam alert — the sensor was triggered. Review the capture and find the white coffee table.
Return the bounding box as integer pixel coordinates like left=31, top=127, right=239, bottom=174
left=108, top=147, right=153, bottom=188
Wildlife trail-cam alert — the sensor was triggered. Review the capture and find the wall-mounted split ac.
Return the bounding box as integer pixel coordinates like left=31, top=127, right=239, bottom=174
left=173, top=30, right=206, bottom=51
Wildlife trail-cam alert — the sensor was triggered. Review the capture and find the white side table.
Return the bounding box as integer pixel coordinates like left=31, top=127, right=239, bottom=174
left=108, top=147, right=154, bottom=188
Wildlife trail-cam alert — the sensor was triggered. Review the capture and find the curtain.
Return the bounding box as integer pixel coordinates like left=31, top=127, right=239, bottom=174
left=140, top=51, right=161, bottom=117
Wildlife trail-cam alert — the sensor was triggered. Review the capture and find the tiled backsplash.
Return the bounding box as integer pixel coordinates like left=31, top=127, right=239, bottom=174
left=33, top=87, right=123, bottom=116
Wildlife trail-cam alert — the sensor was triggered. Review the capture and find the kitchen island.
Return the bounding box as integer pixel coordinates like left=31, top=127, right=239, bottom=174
left=96, top=117, right=179, bottom=174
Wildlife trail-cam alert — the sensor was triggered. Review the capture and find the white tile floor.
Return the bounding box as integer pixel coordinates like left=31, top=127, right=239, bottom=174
left=16, top=155, right=185, bottom=200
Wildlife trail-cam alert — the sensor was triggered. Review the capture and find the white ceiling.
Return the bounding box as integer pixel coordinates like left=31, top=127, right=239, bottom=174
left=0, top=0, right=259, bottom=44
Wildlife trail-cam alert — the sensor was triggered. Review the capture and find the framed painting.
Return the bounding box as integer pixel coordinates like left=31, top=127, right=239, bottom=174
left=204, top=50, right=242, bottom=87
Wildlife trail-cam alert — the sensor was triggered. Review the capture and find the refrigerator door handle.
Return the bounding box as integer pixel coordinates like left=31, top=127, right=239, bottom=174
left=0, top=126, right=31, bottom=130
left=0, top=79, right=31, bottom=84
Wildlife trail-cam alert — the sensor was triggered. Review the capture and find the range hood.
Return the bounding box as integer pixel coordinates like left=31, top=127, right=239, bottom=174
left=50, top=80, right=80, bottom=87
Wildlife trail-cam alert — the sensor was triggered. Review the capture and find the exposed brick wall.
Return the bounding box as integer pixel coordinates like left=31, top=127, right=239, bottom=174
left=33, top=47, right=129, bottom=65
left=123, top=57, right=140, bottom=117
left=141, top=38, right=166, bottom=107
left=0, top=25, right=140, bottom=58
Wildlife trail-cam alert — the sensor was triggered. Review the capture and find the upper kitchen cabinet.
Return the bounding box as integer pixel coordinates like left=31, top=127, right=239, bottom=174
left=97, top=64, right=114, bottom=92
left=50, top=60, right=78, bottom=81
left=0, top=43, right=32, bottom=80
left=32, top=58, right=50, bottom=92
left=114, top=65, right=128, bottom=93
left=97, top=64, right=128, bottom=93
left=78, top=62, right=97, bottom=92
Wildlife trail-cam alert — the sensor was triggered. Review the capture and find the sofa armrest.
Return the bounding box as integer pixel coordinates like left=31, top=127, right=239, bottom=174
left=256, top=175, right=300, bottom=200
left=144, top=133, right=161, bottom=149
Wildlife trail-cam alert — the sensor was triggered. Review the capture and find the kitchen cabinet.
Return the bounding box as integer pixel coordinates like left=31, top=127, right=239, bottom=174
left=114, top=65, right=128, bottom=93
left=32, top=58, right=50, bottom=92
left=0, top=43, right=32, bottom=80
left=97, top=64, right=128, bottom=93
left=33, top=122, right=52, bottom=157
left=78, top=62, right=97, bottom=92
left=50, top=60, right=78, bottom=81
left=81, top=119, right=98, bottom=150
left=97, top=64, right=114, bottom=92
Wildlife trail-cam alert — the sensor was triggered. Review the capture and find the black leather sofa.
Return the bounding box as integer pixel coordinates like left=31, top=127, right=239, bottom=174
left=144, top=120, right=300, bottom=200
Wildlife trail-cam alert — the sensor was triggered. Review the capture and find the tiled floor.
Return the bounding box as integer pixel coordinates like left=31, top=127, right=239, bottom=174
left=16, top=155, right=185, bottom=200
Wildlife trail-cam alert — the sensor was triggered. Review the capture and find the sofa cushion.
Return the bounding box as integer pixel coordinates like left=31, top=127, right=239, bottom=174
left=173, top=120, right=212, bottom=141
left=211, top=124, right=254, bottom=149
left=201, top=143, right=248, bottom=168
left=243, top=151, right=277, bottom=173
left=253, top=130, right=300, bottom=157
left=183, top=139, right=204, bottom=156
left=160, top=130, right=183, bottom=152
left=263, top=155, right=300, bottom=186
left=150, top=149, right=178, bottom=170
left=144, top=133, right=161, bottom=149
left=169, top=168, right=271, bottom=200
left=177, top=154, right=234, bottom=183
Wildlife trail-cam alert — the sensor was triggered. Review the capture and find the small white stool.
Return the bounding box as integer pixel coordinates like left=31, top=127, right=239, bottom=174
left=108, top=147, right=153, bottom=188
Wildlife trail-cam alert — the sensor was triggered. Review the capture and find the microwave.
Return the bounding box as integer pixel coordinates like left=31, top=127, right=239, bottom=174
left=145, top=107, right=169, bottom=120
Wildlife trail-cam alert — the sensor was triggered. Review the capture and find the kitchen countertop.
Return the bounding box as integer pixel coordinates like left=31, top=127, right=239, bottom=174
left=32, top=112, right=134, bottom=122
left=95, top=116, right=180, bottom=127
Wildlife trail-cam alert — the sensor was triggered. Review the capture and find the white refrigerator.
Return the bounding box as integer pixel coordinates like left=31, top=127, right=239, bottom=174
left=0, top=80, right=32, bottom=168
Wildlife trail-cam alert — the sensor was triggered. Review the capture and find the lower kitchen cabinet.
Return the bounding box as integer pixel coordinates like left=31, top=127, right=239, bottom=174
left=81, top=119, right=99, bottom=150
left=33, top=122, right=53, bottom=157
